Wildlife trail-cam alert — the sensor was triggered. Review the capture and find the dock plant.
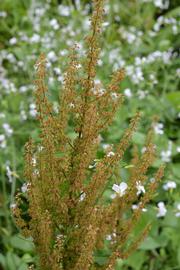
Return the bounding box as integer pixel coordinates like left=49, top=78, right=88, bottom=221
left=12, top=0, right=164, bottom=269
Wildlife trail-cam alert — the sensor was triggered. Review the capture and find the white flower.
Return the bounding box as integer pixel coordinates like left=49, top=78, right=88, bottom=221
left=176, top=146, right=180, bottom=153
left=150, top=177, right=155, bottom=183
left=161, top=141, right=172, bottom=162
left=2, top=123, right=13, bottom=137
left=132, top=203, right=147, bottom=212
left=33, top=169, right=40, bottom=176
left=21, top=183, right=30, bottom=193
left=69, top=103, right=75, bottom=109
left=106, top=232, right=116, bottom=241
left=106, top=234, right=112, bottom=241
left=38, top=145, right=44, bottom=152
left=89, top=164, right=95, bottom=169
left=111, top=92, right=119, bottom=100
left=153, top=123, right=164, bottom=135
left=107, top=151, right=115, bottom=157
left=30, top=34, right=40, bottom=43
left=57, top=75, right=64, bottom=82
left=132, top=204, right=138, bottom=210
left=160, top=150, right=171, bottom=162
left=172, top=25, right=178, bottom=35
left=92, top=86, right=105, bottom=97
left=124, top=88, right=132, bottom=98
left=50, top=18, right=59, bottom=30
left=154, top=0, right=169, bottom=9
left=6, top=165, right=13, bottom=183
left=136, top=181, right=145, bottom=196
left=102, top=144, right=110, bottom=150
left=10, top=203, right=16, bottom=209
left=102, top=22, right=109, bottom=27
left=112, top=182, right=128, bottom=197
left=79, top=192, right=86, bottom=201
left=19, top=85, right=28, bottom=93
left=137, top=90, right=147, bottom=99
left=141, top=147, right=147, bottom=154
left=0, top=134, right=6, bottom=149
left=110, top=193, right=117, bottom=199
left=157, top=202, right=167, bottom=217
left=20, top=110, right=27, bottom=121
left=175, top=204, right=180, bottom=217
left=163, top=181, right=176, bottom=190
left=9, top=37, right=17, bottom=45
left=0, top=113, right=5, bottom=118
left=29, top=103, right=37, bottom=118
left=53, top=67, right=61, bottom=75
left=32, top=157, right=37, bottom=166
left=58, top=5, right=71, bottom=16
left=75, top=63, right=82, bottom=69
left=47, top=51, right=57, bottom=62
left=176, top=69, right=180, bottom=78
left=134, top=67, right=144, bottom=83
left=97, top=59, right=103, bottom=66
left=0, top=11, right=7, bottom=17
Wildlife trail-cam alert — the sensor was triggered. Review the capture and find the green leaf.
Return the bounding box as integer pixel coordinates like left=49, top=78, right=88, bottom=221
left=177, top=246, right=180, bottom=266
left=0, top=254, right=6, bottom=269
left=21, top=254, right=34, bottom=264
left=18, top=262, right=28, bottom=270
left=125, top=251, right=147, bottom=270
left=140, top=236, right=161, bottom=250
left=10, top=235, right=34, bottom=252
left=132, top=132, right=146, bottom=145
left=166, top=92, right=180, bottom=110
left=6, top=252, right=21, bottom=270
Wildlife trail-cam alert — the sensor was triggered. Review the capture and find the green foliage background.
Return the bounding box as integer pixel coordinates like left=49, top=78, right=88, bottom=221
left=0, top=0, right=179, bottom=269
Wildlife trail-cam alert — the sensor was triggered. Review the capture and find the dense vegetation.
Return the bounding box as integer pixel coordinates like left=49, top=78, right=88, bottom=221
left=0, top=1, right=179, bottom=269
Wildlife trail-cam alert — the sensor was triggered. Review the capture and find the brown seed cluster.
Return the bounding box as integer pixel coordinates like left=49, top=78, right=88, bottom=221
left=13, top=1, right=164, bottom=269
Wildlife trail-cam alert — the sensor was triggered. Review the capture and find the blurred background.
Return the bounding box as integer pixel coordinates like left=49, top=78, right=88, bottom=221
left=0, top=0, right=180, bottom=269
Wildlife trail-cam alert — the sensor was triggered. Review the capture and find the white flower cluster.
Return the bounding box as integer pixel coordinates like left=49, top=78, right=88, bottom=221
left=50, top=19, right=59, bottom=30
left=112, top=182, right=128, bottom=198
left=29, top=103, right=37, bottom=118
left=107, top=151, right=115, bottom=158
left=163, top=181, right=176, bottom=191
left=141, top=0, right=169, bottom=10
left=2, top=123, right=13, bottom=137
left=154, top=0, right=169, bottom=9
left=58, top=5, right=72, bottom=17
left=9, top=37, right=17, bottom=45
left=120, top=26, right=142, bottom=45
left=20, top=103, right=27, bottom=122
left=47, top=51, right=57, bottom=63
left=154, top=16, right=178, bottom=34
left=126, top=65, right=144, bottom=85
left=106, top=231, right=116, bottom=242
left=157, top=202, right=167, bottom=217
left=132, top=203, right=147, bottom=212
left=79, top=192, right=86, bottom=202
left=91, top=79, right=106, bottom=97
left=133, top=50, right=172, bottom=68
left=124, top=88, right=132, bottom=98
left=21, top=182, right=31, bottom=193
left=0, top=123, right=13, bottom=149
left=153, top=122, right=164, bottom=135
left=136, top=181, right=146, bottom=196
